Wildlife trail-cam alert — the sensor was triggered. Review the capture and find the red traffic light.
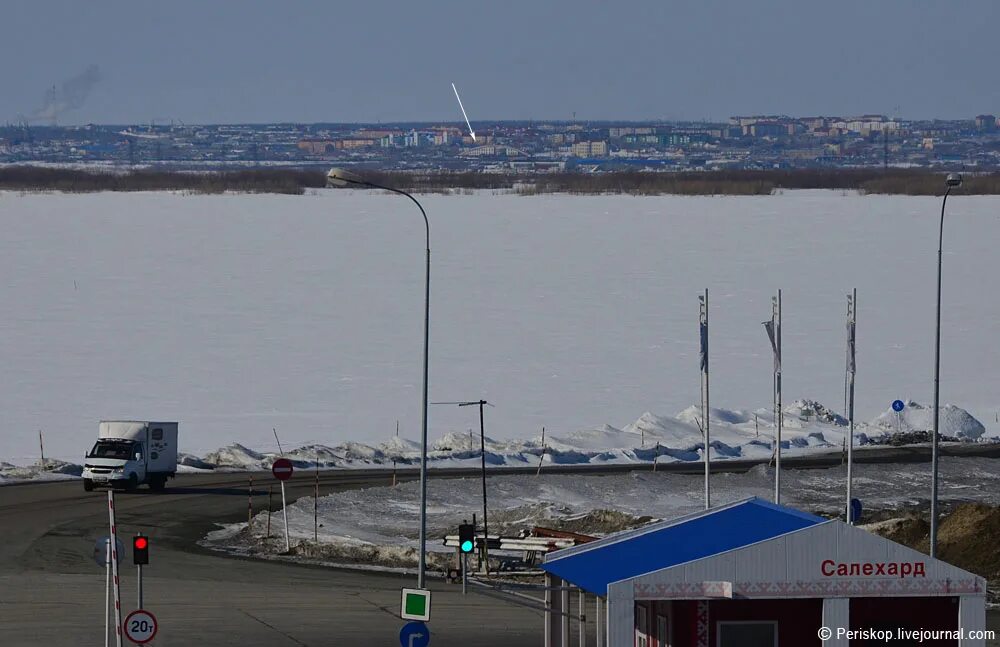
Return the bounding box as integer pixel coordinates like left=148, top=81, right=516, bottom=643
left=133, top=535, right=150, bottom=565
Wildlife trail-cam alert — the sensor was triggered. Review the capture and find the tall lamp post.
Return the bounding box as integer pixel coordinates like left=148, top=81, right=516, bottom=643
left=327, top=168, right=432, bottom=588
left=433, top=399, right=494, bottom=574
left=930, top=172, right=962, bottom=559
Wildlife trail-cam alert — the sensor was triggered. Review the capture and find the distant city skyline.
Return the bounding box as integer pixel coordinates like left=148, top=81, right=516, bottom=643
left=4, top=0, right=999, bottom=125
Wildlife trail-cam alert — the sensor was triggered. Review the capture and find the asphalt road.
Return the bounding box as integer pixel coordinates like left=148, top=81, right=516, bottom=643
left=2, top=447, right=998, bottom=646
left=0, top=470, right=548, bottom=647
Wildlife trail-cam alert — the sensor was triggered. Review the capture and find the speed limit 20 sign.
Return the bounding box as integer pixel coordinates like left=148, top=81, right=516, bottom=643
left=123, top=609, right=158, bottom=644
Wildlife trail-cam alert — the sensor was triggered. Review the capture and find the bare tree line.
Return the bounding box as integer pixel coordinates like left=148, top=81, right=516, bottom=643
left=2, top=166, right=999, bottom=196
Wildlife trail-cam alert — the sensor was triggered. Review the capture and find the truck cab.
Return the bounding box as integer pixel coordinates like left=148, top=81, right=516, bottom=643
left=82, top=421, right=178, bottom=492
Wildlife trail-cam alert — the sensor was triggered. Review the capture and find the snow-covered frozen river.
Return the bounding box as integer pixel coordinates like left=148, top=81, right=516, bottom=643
left=1, top=189, right=998, bottom=462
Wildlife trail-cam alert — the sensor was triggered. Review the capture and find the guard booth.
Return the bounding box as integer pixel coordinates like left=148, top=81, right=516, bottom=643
left=541, top=498, right=987, bottom=647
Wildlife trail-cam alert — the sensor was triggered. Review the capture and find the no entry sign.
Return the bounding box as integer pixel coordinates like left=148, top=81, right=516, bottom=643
left=123, top=609, right=158, bottom=644
left=272, top=458, right=294, bottom=481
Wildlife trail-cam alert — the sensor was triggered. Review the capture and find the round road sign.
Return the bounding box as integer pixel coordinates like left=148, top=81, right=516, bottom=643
left=892, top=400, right=905, bottom=413
left=123, top=609, right=158, bottom=644
left=93, top=536, right=125, bottom=568
left=400, top=621, right=430, bottom=647
left=271, top=457, right=294, bottom=481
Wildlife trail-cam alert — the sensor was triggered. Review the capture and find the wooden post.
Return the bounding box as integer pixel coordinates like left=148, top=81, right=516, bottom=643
left=314, top=454, right=319, bottom=542
left=266, top=484, right=273, bottom=538
left=536, top=427, right=546, bottom=476
left=248, top=474, right=253, bottom=527
left=39, top=430, right=46, bottom=469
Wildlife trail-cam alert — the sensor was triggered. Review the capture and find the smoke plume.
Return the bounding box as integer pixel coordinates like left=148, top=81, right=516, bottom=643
left=30, top=65, right=102, bottom=124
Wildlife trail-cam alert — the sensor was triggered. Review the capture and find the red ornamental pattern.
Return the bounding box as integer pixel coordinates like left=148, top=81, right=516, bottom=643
left=695, top=600, right=709, bottom=647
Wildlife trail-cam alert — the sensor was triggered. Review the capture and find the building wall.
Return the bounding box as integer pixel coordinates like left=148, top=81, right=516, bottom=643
left=629, top=521, right=986, bottom=599
left=851, top=596, right=958, bottom=644
left=662, top=599, right=822, bottom=647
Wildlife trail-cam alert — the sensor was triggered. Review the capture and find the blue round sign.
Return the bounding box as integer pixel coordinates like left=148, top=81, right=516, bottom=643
left=400, top=621, right=430, bottom=647
left=892, top=400, right=905, bottom=412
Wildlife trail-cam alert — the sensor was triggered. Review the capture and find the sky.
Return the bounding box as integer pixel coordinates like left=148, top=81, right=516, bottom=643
left=2, top=0, right=999, bottom=125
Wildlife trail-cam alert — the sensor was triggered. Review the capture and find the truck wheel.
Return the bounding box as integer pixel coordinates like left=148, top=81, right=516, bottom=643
left=126, top=474, right=139, bottom=491
left=83, top=479, right=94, bottom=492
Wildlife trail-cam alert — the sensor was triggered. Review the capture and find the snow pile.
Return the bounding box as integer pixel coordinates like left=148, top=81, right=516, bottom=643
left=178, top=453, right=216, bottom=470
left=869, top=400, right=986, bottom=440
left=379, top=436, right=422, bottom=458
left=1, top=399, right=990, bottom=484
left=209, top=456, right=1000, bottom=563
left=0, top=459, right=82, bottom=484
left=200, top=443, right=271, bottom=470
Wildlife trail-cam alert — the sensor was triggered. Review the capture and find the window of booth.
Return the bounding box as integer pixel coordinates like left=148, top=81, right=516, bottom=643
left=636, top=605, right=648, bottom=647
left=655, top=614, right=669, bottom=647
left=717, top=621, right=777, bottom=647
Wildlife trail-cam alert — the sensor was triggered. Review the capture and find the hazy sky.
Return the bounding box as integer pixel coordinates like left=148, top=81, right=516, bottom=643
left=3, top=0, right=998, bottom=124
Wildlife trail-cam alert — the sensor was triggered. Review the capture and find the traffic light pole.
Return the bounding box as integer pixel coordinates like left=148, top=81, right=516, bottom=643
left=478, top=400, right=489, bottom=575
left=137, top=563, right=143, bottom=609
left=462, top=552, right=468, bottom=595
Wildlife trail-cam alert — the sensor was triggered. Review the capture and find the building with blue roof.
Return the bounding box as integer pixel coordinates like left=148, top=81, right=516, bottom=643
left=540, top=498, right=986, bottom=647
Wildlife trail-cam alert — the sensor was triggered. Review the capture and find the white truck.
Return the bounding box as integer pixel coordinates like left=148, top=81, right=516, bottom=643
left=82, top=421, right=178, bottom=492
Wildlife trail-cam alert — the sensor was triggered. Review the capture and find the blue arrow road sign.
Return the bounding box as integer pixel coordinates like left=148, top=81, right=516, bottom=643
left=851, top=498, right=863, bottom=522
left=400, top=621, right=430, bottom=647
left=892, top=400, right=905, bottom=412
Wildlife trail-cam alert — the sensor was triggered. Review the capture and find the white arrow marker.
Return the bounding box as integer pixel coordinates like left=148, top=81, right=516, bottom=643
left=451, top=83, right=476, bottom=142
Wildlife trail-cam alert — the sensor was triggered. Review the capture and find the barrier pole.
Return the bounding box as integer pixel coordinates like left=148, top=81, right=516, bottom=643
left=105, top=541, right=110, bottom=647
left=106, top=491, right=123, bottom=647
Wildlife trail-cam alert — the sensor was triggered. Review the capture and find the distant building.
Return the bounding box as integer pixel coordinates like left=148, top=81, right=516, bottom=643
left=745, top=122, right=793, bottom=138
left=975, top=115, right=997, bottom=132
left=831, top=117, right=899, bottom=134
left=355, top=129, right=400, bottom=139
left=730, top=115, right=790, bottom=127
left=461, top=144, right=528, bottom=157
left=334, top=139, right=376, bottom=150
left=297, top=139, right=335, bottom=155
left=609, top=126, right=655, bottom=138
left=571, top=140, right=608, bottom=157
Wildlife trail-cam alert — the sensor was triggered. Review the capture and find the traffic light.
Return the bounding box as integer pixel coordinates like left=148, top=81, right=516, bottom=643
left=133, top=534, right=149, bottom=565
left=458, top=523, right=475, bottom=554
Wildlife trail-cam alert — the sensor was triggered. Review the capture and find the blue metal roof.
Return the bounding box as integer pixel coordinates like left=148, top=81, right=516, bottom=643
left=542, top=497, right=825, bottom=596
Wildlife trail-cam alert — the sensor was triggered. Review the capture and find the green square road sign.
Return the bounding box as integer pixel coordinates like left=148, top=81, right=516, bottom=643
left=400, top=587, right=431, bottom=621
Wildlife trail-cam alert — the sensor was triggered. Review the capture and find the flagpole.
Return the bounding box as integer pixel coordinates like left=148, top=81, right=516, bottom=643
left=774, top=289, right=785, bottom=504
left=764, top=300, right=780, bottom=504
left=846, top=289, right=857, bottom=523
left=700, top=289, right=710, bottom=509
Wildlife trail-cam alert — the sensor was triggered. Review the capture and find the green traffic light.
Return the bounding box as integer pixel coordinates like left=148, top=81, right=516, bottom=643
left=460, top=540, right=474, bottom=553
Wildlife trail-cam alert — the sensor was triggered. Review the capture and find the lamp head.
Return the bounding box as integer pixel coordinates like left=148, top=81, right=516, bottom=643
left=327, top=167, right=362, bottom=187
left=945, top=173, right=962, bottom=188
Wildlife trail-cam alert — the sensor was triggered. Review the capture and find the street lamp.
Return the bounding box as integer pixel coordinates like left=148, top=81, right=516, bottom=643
left=327, top=168, right=432, bottom=588
left=432, top=399, right=494, bottom=574
left=930, top=172, right=962, bottom=559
